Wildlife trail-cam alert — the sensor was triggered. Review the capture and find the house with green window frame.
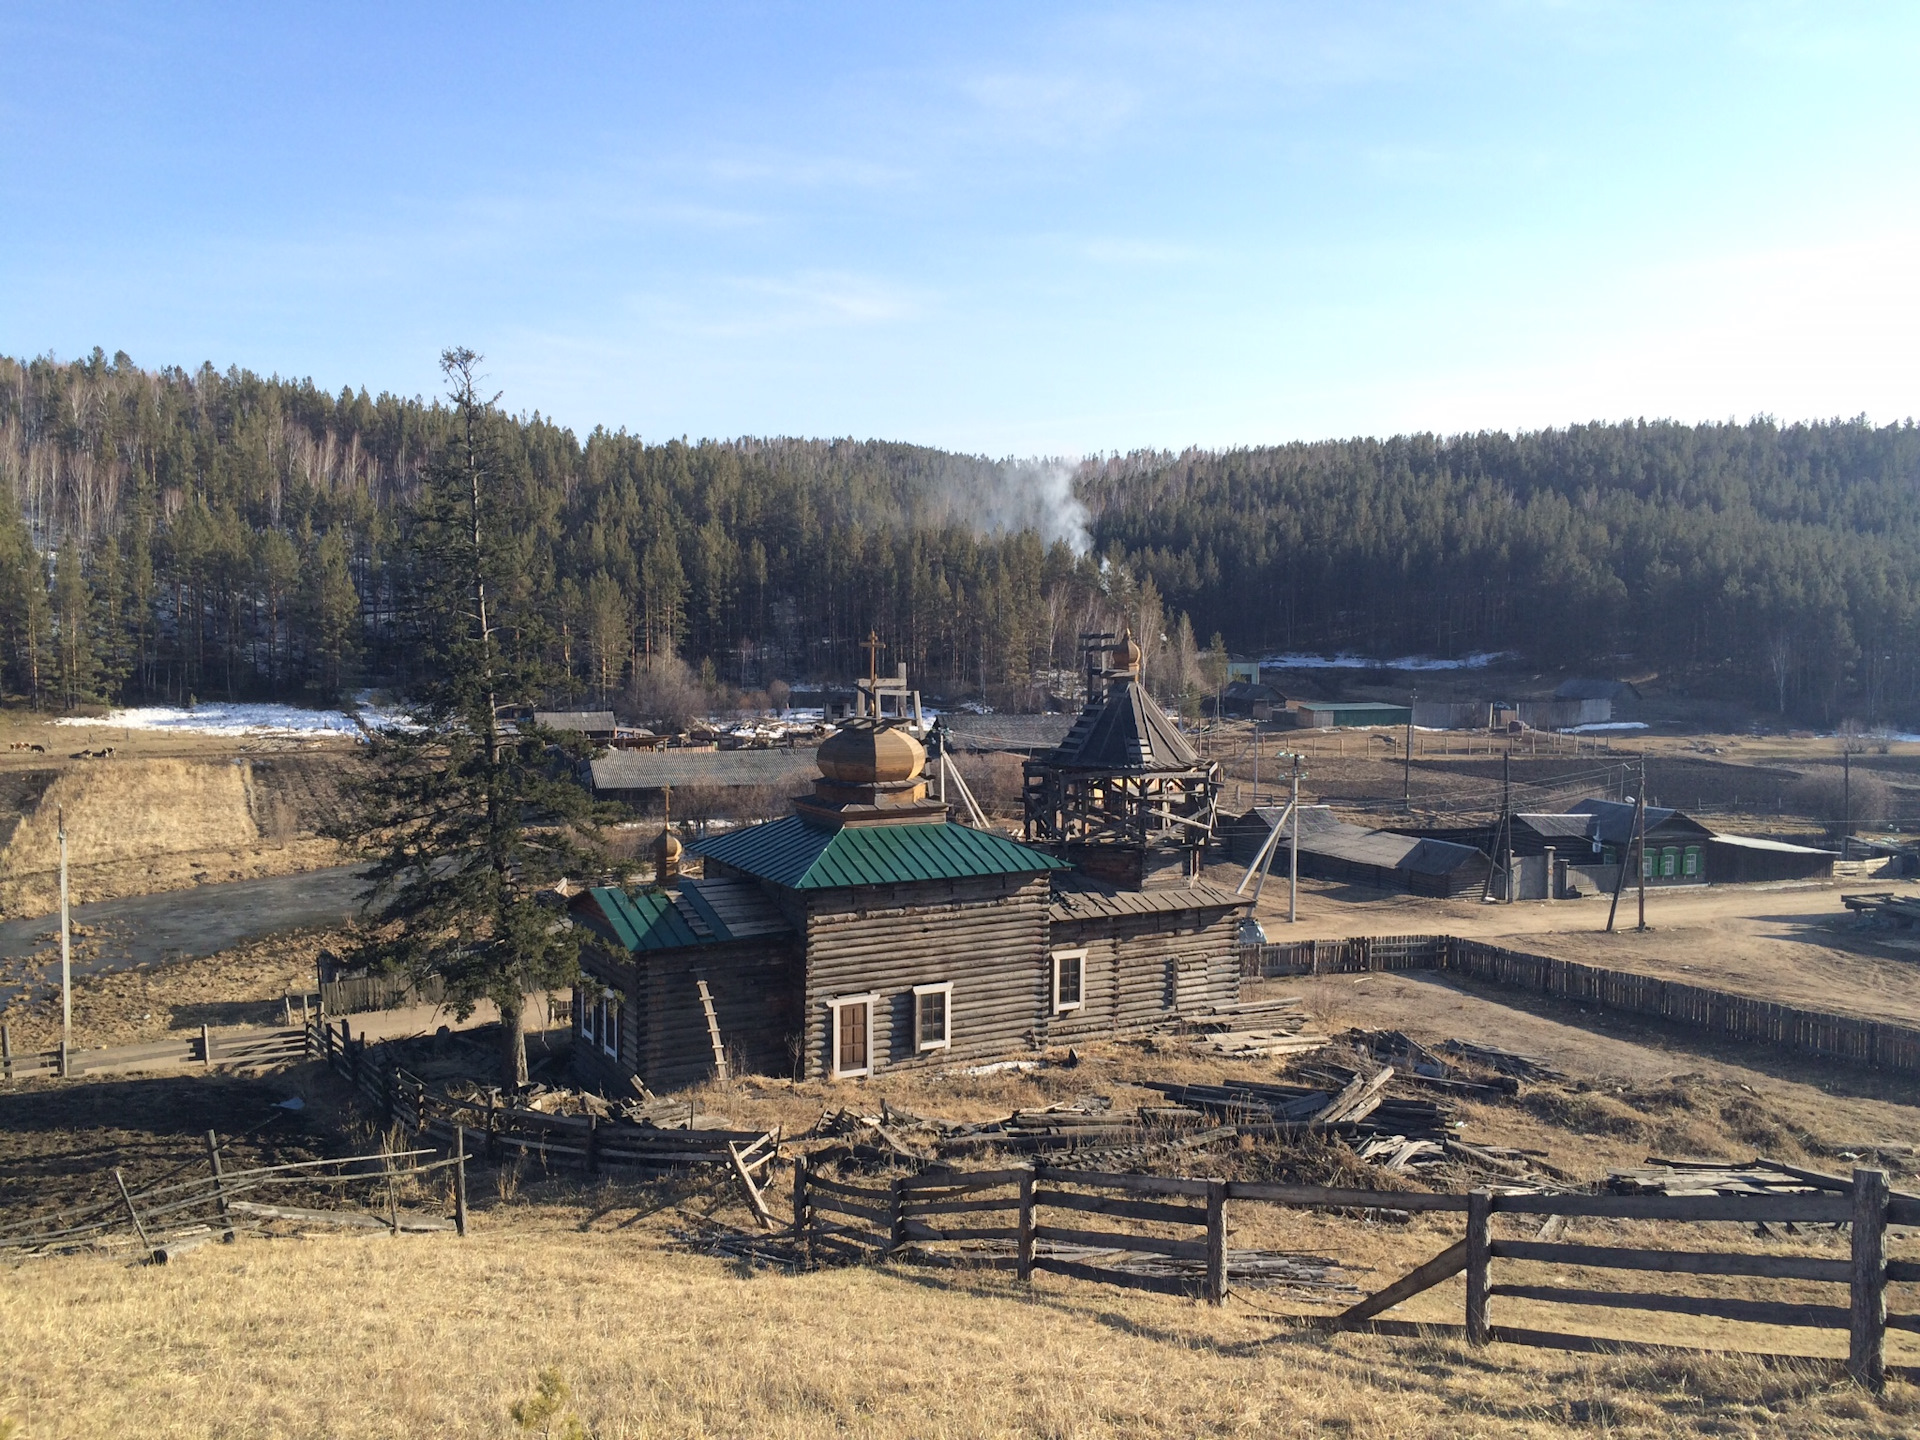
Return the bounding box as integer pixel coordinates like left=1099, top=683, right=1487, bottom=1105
left=1508, top=799, right=1715, bottom=886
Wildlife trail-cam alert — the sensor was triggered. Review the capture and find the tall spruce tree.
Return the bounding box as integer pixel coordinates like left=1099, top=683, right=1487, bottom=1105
left=345, top=349, right=607, bottom=1088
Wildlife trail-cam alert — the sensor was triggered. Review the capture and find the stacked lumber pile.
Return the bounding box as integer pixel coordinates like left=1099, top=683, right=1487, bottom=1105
left=1342, top=1030, right=1521, bottom=1097
left=1438, top=1037, right=1564, bottom=1081
left=1140, top=1074, right=1449, bottom=1139
left=1607, top=1156, right=1869, bottom=1197
left=1181, top=995, right=1330, bottom=1060
left=1842, top=891, right=1920, bottom=929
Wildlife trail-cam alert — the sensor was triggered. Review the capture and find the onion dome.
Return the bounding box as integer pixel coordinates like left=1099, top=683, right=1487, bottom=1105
left=817, top=720, right=926, bottom=786
left=1112, top=628, right=1143, bottom=676
left=652, top=825, right=683, bottom=883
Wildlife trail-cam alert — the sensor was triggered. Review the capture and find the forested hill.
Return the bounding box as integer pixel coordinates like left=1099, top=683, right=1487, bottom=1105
left=1, top=349, right=1916, bottom=725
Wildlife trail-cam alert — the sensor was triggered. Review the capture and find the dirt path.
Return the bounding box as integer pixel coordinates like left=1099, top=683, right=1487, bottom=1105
left=1217, top=863, right=1920, bottom=1026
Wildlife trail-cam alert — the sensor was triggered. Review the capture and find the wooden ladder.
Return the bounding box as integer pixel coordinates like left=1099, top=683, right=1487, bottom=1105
left=694, top=975, right=729, bottom=1081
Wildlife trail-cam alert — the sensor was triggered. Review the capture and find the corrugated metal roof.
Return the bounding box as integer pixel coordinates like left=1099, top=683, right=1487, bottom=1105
left=1042, top=678, right=1201, bottom=773
left=535, top=710, right=617, bottom=731
left=1514, top=812, right=1596, bottom=840
left=1234, top=805, right=1485, bottom=876
left=934, top=713, right=1076, bottom=753
left=1708, top=833, right=1839, bottom=856
left=1570, top=797, right=1711, bottom=844
left=694, top=815, right=1066, bottom=890
left=1048, top=874, right=1247, bottom=921
left=591, top=748, right=820, bottom=791
left=572, top=877, right=794, bottom=954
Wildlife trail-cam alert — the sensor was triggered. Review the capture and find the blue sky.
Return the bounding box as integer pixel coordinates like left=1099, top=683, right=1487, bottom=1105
left=3, top=3, right=1916, bottom=453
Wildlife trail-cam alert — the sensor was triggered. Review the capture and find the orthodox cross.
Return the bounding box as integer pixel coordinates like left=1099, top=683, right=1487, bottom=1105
left=861, top=629, right=884, bottom=684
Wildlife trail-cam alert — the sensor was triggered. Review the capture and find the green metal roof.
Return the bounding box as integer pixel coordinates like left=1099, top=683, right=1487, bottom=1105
left=694, top=815, right=1066, bottom=890
left=579, top=886, right=708, bottom=952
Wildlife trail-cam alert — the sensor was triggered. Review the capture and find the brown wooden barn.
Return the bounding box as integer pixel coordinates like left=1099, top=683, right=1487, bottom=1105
left=569, top=652, right=1247, bottom=1089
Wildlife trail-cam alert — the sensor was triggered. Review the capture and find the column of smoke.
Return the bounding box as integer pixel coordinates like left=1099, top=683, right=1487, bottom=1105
left=940, top=458, right=1092, bottom=554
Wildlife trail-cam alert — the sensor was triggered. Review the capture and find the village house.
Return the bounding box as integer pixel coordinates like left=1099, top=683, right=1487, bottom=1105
left=568, top=637, right=1248, bottom=1089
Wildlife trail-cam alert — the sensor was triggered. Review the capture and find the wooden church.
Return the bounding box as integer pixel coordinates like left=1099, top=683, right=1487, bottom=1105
left=568, top=635, right=1248, bottom=1088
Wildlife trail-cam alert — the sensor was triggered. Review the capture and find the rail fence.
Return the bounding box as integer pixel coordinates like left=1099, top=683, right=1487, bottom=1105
left=1238, top=935, right=1920, bottom=1076
left=0, top=1020, right=309, bottom=1082
left=310, top=1017, right=780, bottom=1179
left=794, top=1157, right=1919, bottom=1389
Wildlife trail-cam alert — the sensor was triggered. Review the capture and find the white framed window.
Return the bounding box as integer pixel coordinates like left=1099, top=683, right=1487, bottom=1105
left=578, top=989, right=597, bottom=1045
left=828, top=994, right=876, bottom=1079
left=1050, top=948, right=1086, bottom=1015
left=599, top=990, right=621, bottom=1060
left=912, top=982, right=953, bottom=1051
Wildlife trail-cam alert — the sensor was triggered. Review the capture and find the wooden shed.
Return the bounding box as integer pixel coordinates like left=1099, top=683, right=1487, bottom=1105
left=1225, top=805, right=1491, bottom=899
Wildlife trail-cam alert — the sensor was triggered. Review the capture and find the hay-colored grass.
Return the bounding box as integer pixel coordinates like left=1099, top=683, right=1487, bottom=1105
left=0, top=758, right=342, bottom=916
left=0, top=1217, right=1914, bottom=1439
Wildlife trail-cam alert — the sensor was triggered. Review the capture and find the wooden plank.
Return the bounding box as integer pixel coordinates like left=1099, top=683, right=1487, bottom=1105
left=1332, top=1240, right=1469, bottom=1330
left=1489, top=1283, right=1849, bottom=1330
left=810, top=1192, right=892, bottom=1226
left=1034, top=1165, right=1211, bottom=1197
left=1887, top=1261, right=1920, bottom=1283
left=1226, top=1181, right=1470, bottom=1212
left=1033, top=1189, right=1207, bottom=1226
left=1489, top=1326, right=1832, bottom=1366
left=1017, top=1168, right=1034, bottom=1282
left=1032, top=1224, right=1210, bottom=1260
left=1031, top=1255, right=1204, bottom=1297
left=227, top=1201, right=454, bottom=1232
left=728, top=1142, right=774, bottom=1231
left=802, top=1172, right=893, bottom=1203
left=1491, top=1240, right=1851, bottom=1283
left=1493, top=1192, right=1854, bottom=1222
left=899, top=1194, right=1022, bottom=1219
left=899, top=1220, right=1021, bottom=1243
left=898, top=1166, right=1031, bottom=1192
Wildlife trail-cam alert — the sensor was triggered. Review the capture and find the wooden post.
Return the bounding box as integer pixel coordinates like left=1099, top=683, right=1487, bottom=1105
left=383, top=1143, right=399, bottom=1236
left=1, top=1022, right=11, bottom=1082
left=887, top=1177, right=904, bottom=1257
left=1016, top=1167, right=1035, bottom=1282
left=793, top=1155, right=812, bottom=1266
left=205, top=1129, right=234, bottom=1243
left=453, top=1125, right=470, bottom=1237
left=485, top=1091, right=501, bottom=1164
left=1466, top=1188, right=1492, bottom=1345
left=586, top=1114, right=600, bottom=1174
left=382, top=1062, right=395, bottom=1126
left=1205, top=1178, right=1227, bottom=1305
left=113, top=1167, right=153, bottom=1251
left=201, top=1023, right=214, bottom=1070
left=1849, top=1166, right=1889, bottom=1390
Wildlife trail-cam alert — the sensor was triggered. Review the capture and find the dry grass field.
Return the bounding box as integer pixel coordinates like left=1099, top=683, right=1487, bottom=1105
left=1, top=1201, right=1916, bottom=1440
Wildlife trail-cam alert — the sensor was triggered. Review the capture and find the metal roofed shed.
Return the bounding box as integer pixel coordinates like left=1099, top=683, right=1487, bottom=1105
left=932, top=712, right=1075, bottom=755
left=1706, top=832, right=1838, bottom=884
left=1289, top=701, right=1413, bottom=729
left=590, top=748, right=821, bottom=805
left=693, top=814, right=1065, bottom=890
left=1223, top=805, right=1490, bottom=898
left=534, top=709, right=618, bottom=734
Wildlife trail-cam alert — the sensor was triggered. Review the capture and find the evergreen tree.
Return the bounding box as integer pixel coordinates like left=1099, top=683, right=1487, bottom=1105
left=51, top=535, right=100, bottom=710
left=345, top=349, right=608, bottom=1088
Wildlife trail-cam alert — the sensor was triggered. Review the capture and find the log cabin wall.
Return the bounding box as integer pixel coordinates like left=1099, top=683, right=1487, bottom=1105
left=645, top=939, right=804, bottom=1089
left=800, top=874, right=1052, bottom=1079
left=1044, top=907, right=1242, bottom=1042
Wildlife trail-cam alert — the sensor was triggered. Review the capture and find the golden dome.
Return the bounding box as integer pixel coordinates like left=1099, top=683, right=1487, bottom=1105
left=1113, top=629, right=1143, bottom=675
left=652, top=827, right=683, bottom=863
left=817, top=720, right=925, bottom=786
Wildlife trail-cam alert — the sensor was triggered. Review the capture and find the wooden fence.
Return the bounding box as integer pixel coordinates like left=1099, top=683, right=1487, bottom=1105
left=1237, top=934, right=1920, bottom=1076
left=310, top=1017, right=780, bottom=1179
left=0, top=1138, right=469, bottom=1262
left=793, top=1158, right=1919, bottom=1389
left=0, top=1021, right=309, bottom=1082
left=318, top=973, right=448, bottom=1015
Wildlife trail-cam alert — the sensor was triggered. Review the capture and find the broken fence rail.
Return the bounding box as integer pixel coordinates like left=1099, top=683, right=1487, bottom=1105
left=792, top=1158, right=1917, bottom=1390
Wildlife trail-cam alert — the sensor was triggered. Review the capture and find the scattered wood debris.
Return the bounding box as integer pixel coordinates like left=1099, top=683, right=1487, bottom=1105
left=1437, top=1037, right=1565, bottom=1081
left=1842, top=891, right=1920, bottom=929
left=1181, top=995, right=1330, bottom=1059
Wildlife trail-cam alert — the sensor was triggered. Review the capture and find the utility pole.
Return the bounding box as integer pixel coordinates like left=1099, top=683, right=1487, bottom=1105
left=1636, top=755, right=1648, bottom=932
left=1403, top=687, right=1415, bottom=811
left=1605, top=784, right=1646, bottom=935
left=1289, top=753, right=1301, bottom=924
left=59, top=806, right=71, bottom=1077
left=1843, top=745, right=1852, bottom=859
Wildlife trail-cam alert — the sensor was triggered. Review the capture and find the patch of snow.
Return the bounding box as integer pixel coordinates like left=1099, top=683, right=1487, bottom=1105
left=1259, top=650, right=1514, bottom=672
left=58, top=702, right=371, bottom=740
left=1559, top=721, right=1649, bottom=734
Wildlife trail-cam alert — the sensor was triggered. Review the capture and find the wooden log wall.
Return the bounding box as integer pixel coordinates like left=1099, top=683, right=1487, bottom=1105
left=1048, top=909, right=1242, bottom=1042
left=801, top=875, right=1052, bottom=1079
left=648, top=942, right=802, bottom=1088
